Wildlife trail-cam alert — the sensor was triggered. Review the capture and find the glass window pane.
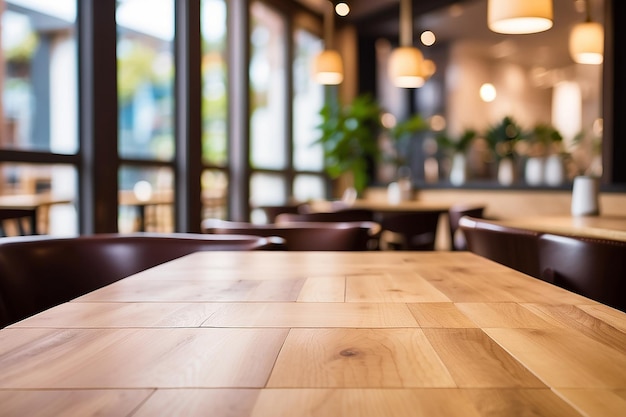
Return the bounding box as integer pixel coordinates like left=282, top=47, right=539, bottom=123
left=294, top=174, right=325, bottom=202
left=117, top=0, right=174, bottom=161
left=293, top=29, right=324, bottom=172
left=0, top=162, right=77, bottom=236
left=250, top=172, right=286, bottom=223
left=1, top=1, right=77, bottom=154
left=250, top=2, right=286, bottom=170
left=118, top=165, right=174, bottom=233
left=201, top=0, right=228, bottom=166
left=202, top=169, right=228, bottom=220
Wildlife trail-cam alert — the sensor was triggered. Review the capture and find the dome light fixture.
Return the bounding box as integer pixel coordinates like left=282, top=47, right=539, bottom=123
left=488, top=0, right=553, bottom=34
left=313, top=0, right=343, bottom=85
left=569, top=0, right=603, bottom=65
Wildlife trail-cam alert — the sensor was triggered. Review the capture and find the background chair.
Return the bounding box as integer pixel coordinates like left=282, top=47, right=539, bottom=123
left=447, top=204, right=486, bottom=250
left=0, top=208, right=37, bottom=236
left=538, top=234, right=626, bottom=312
left=257, top=203, right=304, bottom=223
left=375, top=210, right=442, bottom=250
left=459, top=216, right=542, bottom=279
left=203, top=218, right=380, bottom=251
left=0, top=233, right=276, bottom=327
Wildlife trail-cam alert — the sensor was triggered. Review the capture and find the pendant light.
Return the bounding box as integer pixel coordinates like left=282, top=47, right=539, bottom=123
left=569, top=0, right=603, bottom=65
left=388, top=0, right=426, bottom=88
left=313, top=0, right=344, bottom=85
left=488, top=0, right=553, bottom=34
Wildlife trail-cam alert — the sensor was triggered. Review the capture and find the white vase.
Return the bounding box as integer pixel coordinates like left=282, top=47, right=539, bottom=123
left=571, top=175, right=600, bottom=216
left=497, top=157, right=514, bottom=186
left=544, top=154, right=564, bottom=186
left=449, top=153, right=466, bottom=186
left=525, top=157, right=544, bottom=186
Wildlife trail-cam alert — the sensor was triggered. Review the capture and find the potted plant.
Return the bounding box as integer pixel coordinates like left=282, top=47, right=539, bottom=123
left=314, top=93, right=383, bottom=196
left=485, top=116, right=523, bottom=186
left=436, top=128, right=477, bottom=186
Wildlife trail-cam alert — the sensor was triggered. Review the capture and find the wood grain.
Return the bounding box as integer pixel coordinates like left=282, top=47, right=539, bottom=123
left=345, top=272, right=449, bottom=303
left=267, top=328, right=455, bottom=388
left=454, top=303, right=557, bottom=329
left=554, top=389, right=626, bottom=417
left=133, top=389, right=260, bottom=417
left=408, top=303, right=478, bottom=328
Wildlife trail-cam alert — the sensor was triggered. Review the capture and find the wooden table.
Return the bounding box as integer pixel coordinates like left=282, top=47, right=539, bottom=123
left=2, top=251, right=626, bottom=416
left=0, top=193, right=73, bottom=234
left=492, top=215, right=626, bottom=242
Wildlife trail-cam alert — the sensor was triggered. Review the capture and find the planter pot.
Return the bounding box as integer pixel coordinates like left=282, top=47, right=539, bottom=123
left=571, top=175, right=600, bottom=216
left=525, top=157, right=544, bottom=186
left=497, top=157, right=515, bottom=186
left=449, top=153, right=466, bottom=186
left=544, top=154, right=564, bottom=186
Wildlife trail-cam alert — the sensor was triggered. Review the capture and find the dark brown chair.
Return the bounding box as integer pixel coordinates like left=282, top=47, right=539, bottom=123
left=0, top=208, right=38, bottom=236
left=257, top=204, right=304, bottom=223
left=448, top=204, right=486, bottom=250
left=275, top=208, right=375, bottom=223
left=0, top=233, right=276, bottom=327
left=459, top=216, right=542, bottom=279
left=538, top=234, right=626, bottom=312
left=202, top=218, right=380, bottom=251
left=375, top=210, right=442, bottom=250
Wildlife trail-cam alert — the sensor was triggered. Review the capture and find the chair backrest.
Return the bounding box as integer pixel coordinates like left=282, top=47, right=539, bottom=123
left=202, top=219, right=380, bottom=251
left=538, top=233, right=626, bottom=311
left=459, top=216, right=542, bottom=278
left=275, top=208, right=375, bottom=223
left=257, top=204, right=303, bottom=223
left=0, top=208, right=37, bottom=236
left=375, top=210, right=442, bottom=250
left=448, top=204, right=486, bottom=250
left=0, top=232, right=275, bottom=327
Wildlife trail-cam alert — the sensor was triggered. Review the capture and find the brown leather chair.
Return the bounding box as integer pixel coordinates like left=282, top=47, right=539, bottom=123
left=375, top=210, right=442, bottom=251
left=0, top=208, right=38, bottom=236
left=275, top=208, right=375, bottom=223
left=447, top=204, right=486, bottom=250
left=538, top=234, right=626, bottom=312
left=0, top=233, right=276, bottom=327
left=459, top=216, right=542, bottom=279
left=257, top=204, right=303, bottom=223
left=202, top=218, right=380, bottom=251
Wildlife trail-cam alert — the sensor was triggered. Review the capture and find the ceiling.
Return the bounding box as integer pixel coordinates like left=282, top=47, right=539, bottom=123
left=293, top=0, right=605, bottom=71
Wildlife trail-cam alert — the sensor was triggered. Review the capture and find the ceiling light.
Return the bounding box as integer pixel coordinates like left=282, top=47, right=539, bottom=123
left=313, top=1, right=343, bottom=85
left=335, top=2, right=350, bottom=17
left=487, top=0, right=553, bottom=34
left=569, top=0, right=603, bottom=65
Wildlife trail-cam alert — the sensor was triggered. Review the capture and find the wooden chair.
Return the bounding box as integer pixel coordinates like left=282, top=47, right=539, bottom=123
left=375, top=210, right=442, bottom=251
left=459, top=216, right=542, bottom=279
left=447, top=204, right=485, bottom=250
left=538, top=233, right=626, bottom=312
left=0, top=208, right=38, bottom=236
left=0, top=233, right=277, bottom=327
left=202, top=218, right=381, bottom=251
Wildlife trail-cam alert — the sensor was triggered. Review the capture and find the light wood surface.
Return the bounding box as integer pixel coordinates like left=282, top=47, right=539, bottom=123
left=491, top=215, right=626, bottom=242
left=2, top=251, right=626, bottom=416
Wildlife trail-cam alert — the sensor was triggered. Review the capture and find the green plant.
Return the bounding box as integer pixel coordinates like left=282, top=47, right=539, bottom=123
left=435, top=128, right=477, bottom=155
left=485, top=116, right=523, bottom=159
left=314, top=93, right=383, bottom=194
left=527, top=123, right=563, bottom=156
left=387, top=114, right=430, bottom=167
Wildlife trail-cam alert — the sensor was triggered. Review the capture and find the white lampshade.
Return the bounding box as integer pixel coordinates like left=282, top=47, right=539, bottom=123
left=389, top=47, right=425, bottom=88
left=488, top=0, right=553, bottom=34
left=569, top=21, right=604, bottom=65
left=313, top=49, right=344, bottom=85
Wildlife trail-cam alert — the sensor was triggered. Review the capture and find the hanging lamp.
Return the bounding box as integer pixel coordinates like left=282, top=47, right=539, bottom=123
left=313, top=0, right=344, bottom=85
left=488, top=0, right=553, bottom=34
left=569, top=0, right=603, bottom=64
left=388, top=0, right=427, bottom=88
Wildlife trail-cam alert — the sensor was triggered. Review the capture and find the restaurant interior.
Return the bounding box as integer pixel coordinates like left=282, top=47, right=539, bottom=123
left=1, top=1, right=626, bottom=415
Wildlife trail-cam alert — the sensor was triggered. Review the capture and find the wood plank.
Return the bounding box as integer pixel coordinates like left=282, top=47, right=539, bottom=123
left=577, top=304, right=626, bottom=333
left=11, top=302, right=223, bottom=328
left=297, top=276, right=346, bottom=302
left=0, top=328, right=287, bottom=388
left=203, top=302, right=418, bottom=328
left=77, top=278, right=305, bottom=302
left=422, top=328, right=546, bottom=388
left=346, top=272, right=450, bottom=303
left=554, top=389, right=626, bottom=417
left=251, top=389, right=483, bottom=417
left=463, top=388, right=583, bottom=417
left=267, top=328, right=456, bottom=388
left=133, top=389, right=260, bottom=417
left=455, top=303, right=558, bottom=329
left=485, top=328, right=626, bottom=388
left=0, top=389, right=153, bottom=417
left=407, top=303, right=478, bottom=328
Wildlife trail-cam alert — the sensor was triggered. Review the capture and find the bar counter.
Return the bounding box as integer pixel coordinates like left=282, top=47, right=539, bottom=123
left=1, top=251, right=626, bottom=416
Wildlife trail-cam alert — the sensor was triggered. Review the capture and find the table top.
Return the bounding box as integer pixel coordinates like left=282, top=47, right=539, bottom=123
left=0, top=193, right=73, bottom=210
left=309, top=198, right=452, bottom=213
left=493, top=215, right=626, bottom=242
left=2, top=251, right=626, bottom=416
